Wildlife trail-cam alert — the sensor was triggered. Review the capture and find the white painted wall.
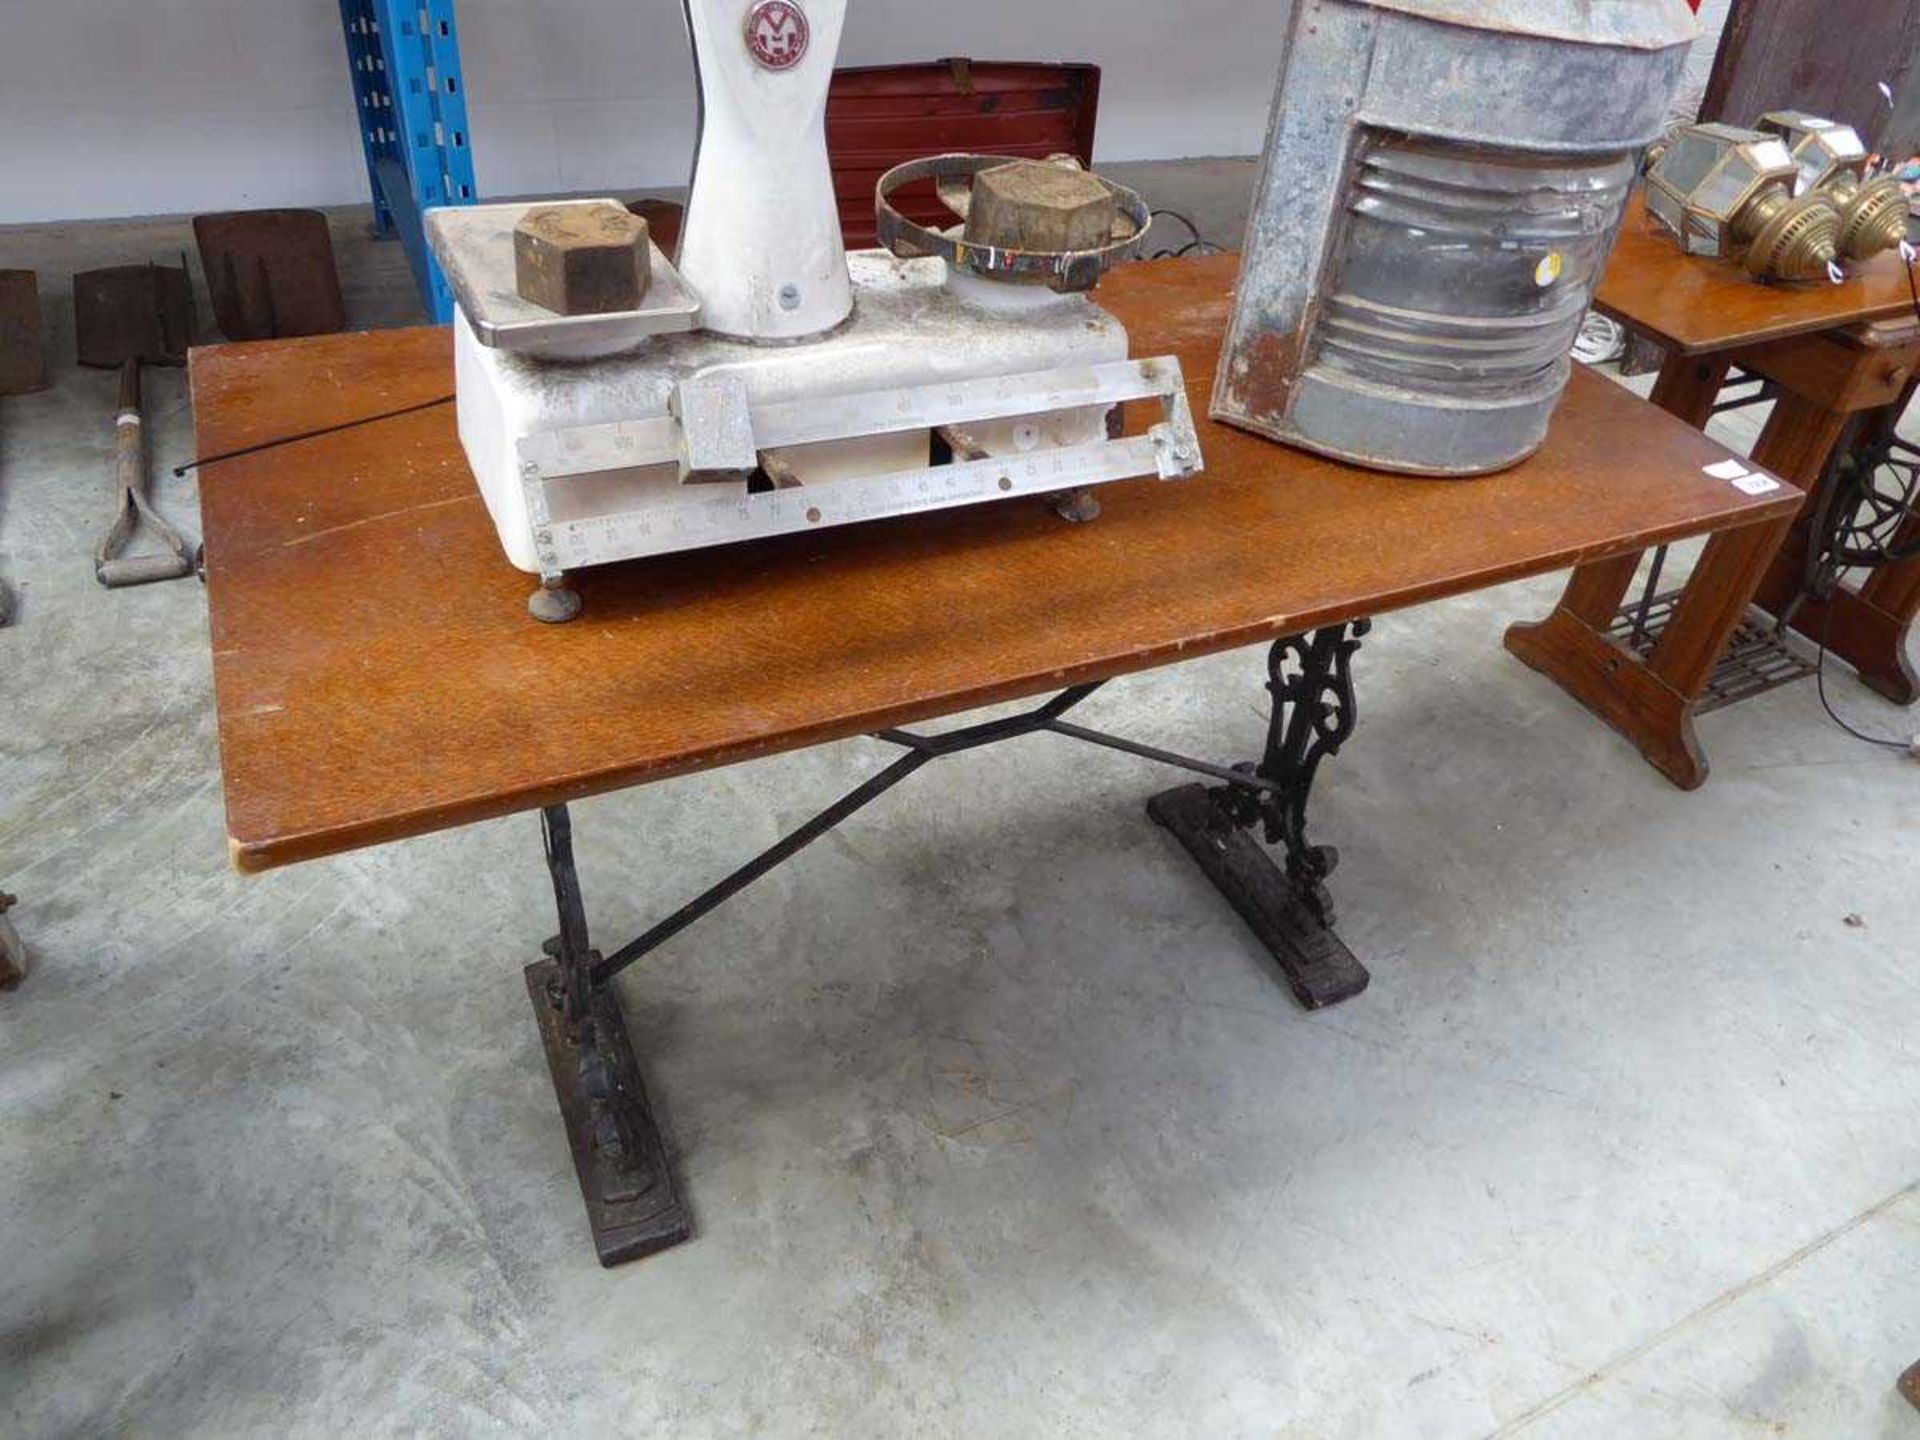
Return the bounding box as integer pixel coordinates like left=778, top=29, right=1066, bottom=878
left=0, top=0, right=372, bottom=224
left=0, top=0, right=1732, bottom=226
left=0, top=0, right=1295, bottom=224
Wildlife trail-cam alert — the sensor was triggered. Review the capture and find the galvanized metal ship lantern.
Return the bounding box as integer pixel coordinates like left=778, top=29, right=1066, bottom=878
left=1215, top=0, right=1697, bottom=477
left=426, top=0, right=1202, bottom=622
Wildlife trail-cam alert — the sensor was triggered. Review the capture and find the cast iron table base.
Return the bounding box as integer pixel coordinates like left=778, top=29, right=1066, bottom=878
left=530, top=623, right=1372, bottom=1266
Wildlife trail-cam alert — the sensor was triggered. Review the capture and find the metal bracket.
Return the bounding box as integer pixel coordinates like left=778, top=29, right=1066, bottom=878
left=875, top=153, right=1151, bottom=292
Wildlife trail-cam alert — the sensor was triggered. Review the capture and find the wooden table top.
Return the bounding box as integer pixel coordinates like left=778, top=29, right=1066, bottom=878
left=1595, top=194, right=1917, bottom=355
left=195, top=254, right=1799, bottom=873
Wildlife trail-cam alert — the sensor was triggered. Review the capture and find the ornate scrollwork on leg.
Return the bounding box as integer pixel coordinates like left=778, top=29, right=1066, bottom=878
left=1225, top=621, right=1371, bottom=928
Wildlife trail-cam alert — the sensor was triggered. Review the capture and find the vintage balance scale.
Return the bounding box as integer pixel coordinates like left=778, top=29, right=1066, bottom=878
left=426, top=0, right=1203, bottom=623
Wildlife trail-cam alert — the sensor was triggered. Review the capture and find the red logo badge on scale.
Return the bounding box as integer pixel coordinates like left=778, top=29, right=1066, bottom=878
left=745, top=1, right=810, bottom=70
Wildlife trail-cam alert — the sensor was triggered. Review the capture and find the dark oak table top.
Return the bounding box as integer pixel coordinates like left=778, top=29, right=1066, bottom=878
left=1594, top=194, right=1917, bottom=356
left=195, top=254, right=1799, bottom=873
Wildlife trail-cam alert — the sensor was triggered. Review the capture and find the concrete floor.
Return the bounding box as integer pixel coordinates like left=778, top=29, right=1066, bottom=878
left=4, top=163, right=1920, bottom=1439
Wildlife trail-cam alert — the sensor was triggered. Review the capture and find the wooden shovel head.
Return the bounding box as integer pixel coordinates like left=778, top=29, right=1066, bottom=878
left=73, top=263, right=195, bottom=370
left=194, top=209, right=346, bottom=342
left=0, top=270, right=47, bottom=395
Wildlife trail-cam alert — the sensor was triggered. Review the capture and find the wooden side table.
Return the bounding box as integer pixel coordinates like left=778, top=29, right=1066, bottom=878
left=1508, top=199, right=1920, bottom=787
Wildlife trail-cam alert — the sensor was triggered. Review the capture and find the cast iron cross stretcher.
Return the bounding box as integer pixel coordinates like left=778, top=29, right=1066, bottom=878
left=529, top=622, right=1373, bottom=1266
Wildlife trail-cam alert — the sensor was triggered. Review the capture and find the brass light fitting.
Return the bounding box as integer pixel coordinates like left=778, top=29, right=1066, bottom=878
left=1645, top=122, right=1842, bottom=282
left=1735, top=187, right=1846, bottom=280
left=1756, top=110, right=1909, bottom=262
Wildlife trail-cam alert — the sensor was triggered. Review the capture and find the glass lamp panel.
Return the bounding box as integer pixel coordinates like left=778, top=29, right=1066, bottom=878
left=1657, top=131, right=1722, bottom=196
left=1692, top=154, right=1759, bottom=220
left=1823, top=129, right=1866, bottom=162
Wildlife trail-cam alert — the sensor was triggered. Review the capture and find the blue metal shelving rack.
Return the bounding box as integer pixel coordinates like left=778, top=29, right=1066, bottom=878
left=338, top=0, right=478, bottom=321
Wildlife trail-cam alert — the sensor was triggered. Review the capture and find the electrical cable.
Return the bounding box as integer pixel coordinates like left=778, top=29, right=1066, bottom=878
left=1796, top=243, right=1920, bottom=752
left=174, top=394, right=456, bottom=477
left=1814, top=604, right=1913, bottom=751
left=1148, top=208, right=1224, bottom=260
left=1149, top=209, right=1205, bottom=245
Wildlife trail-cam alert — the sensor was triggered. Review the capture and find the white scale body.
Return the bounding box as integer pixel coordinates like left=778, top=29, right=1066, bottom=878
left=429, top=0, right=1202, bottom=602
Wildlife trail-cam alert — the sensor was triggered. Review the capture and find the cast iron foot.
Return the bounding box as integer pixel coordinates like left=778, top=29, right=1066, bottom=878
left=1150, top=784, right=1369, bottom=1010
left=526, top=955, right=691, bottom=1266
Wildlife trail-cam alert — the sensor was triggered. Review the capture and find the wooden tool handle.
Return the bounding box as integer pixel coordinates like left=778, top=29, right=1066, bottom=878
left=115, top=359, right=143, bottom=495
left=94, top=358, right=196, bottom=588
left=96, top=552, right=194, bottom=587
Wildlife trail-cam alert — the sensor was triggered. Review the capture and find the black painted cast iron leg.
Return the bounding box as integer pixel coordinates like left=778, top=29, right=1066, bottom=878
left=1148, top=621, right=1372, bottom=1011
left=527, top=805, right=692, bottom=1267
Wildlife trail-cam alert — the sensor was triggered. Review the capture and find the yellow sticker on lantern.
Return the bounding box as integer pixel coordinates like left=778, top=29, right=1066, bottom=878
left=1535, top=252, right=1565, bottom=287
